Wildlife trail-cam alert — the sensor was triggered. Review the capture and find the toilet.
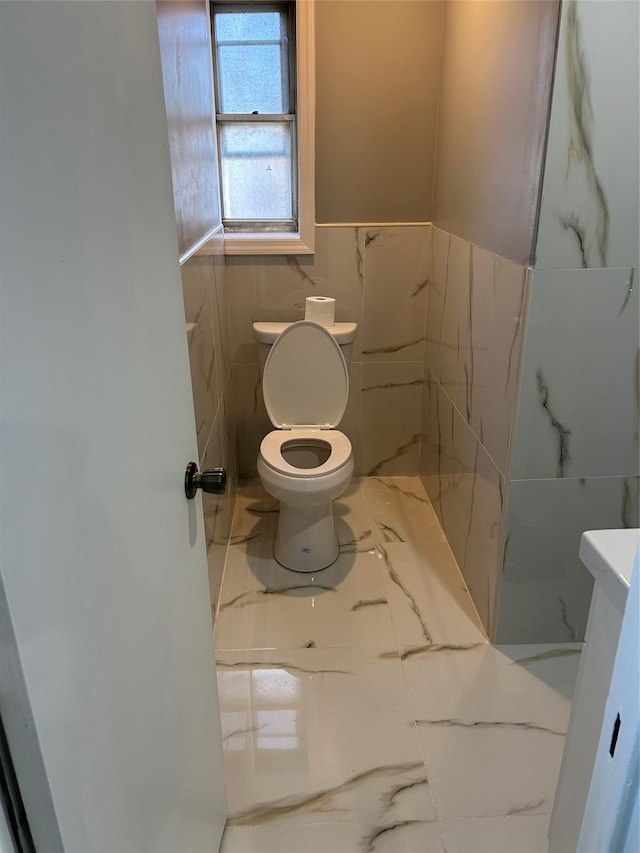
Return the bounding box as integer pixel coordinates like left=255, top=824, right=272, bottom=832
left=253, top=320, right=357, bottom=572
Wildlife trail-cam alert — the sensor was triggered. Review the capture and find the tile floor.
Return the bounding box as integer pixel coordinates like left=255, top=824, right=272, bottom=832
left=214, top=477, right=581, bottom=853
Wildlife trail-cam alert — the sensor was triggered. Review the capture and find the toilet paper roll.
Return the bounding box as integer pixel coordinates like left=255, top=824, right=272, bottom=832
left=305, top=296, right=336, bottom=327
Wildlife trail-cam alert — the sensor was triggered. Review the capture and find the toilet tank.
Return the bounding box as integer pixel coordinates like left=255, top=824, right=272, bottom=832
left=253, top=322, right=357, bottom=372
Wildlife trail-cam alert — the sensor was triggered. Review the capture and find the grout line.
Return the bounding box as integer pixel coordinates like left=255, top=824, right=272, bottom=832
left=212, top=481, right=245, bottom=627
left=510, top=474, right=639, bottom=483
left=425, top=367, right=507, bottom=480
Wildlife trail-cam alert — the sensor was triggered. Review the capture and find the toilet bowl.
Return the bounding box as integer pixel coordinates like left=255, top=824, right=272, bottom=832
left=255, top=320, right=355, bottom=572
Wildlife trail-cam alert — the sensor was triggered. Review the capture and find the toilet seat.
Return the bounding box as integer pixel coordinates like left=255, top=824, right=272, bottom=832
left=260, top=429, right=352, bottom=479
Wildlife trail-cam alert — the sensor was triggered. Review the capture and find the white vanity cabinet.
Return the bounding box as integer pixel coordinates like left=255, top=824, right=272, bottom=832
left=548, top=529, right=639, bottom=853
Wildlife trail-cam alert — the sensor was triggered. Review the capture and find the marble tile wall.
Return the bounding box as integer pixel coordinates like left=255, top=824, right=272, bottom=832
left=181, top=232, right=238, bottom=615
left=420, top=226, right=529, bottom=636
left=225, top=224, right=430, bottom=478
left=494, top=0, right=640, bottom=643
left=534, top=1, right=639, bottom=271
left=495, top=266, right=640, bottom=643
left=497, top=476, right=639, bottom=644
left=511, top=269, right=639, bottom=483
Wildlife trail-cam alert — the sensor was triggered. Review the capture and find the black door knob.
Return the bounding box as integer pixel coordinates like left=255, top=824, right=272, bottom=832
left=184, top=462, right=227, bottom=499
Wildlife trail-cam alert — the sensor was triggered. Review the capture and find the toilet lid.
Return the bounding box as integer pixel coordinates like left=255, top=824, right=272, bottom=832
left=263, top=321, right=349, bottom=428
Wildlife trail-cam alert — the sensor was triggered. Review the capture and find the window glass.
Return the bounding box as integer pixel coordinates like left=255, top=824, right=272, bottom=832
left=219, top=123, right=293, bottom=220
left=214, top=9, right=290, bottom=114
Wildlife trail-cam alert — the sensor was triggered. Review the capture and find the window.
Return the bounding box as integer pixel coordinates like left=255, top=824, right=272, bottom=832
left=213, top=4, right=294, bottom=226
left=210, top=1, right=314, bottom=255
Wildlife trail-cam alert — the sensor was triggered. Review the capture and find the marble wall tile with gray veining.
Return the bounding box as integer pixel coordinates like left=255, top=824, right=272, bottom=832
left=441, top=230, right=470, bottom=404
left=224, top=223, right=436, bottom=479
left=437, top=408, right=481, bottom=581
left=361, top=226, right=430, bottom=363
left=190, top=353, right=218, bottom=462
left=424, top=225, right=448, bottom=383
left=226, top=226, right=365, bottom=365
left=180, top=253, right=220, bottom=460
left=452, top=239, right=472, bottom=423
left=340, top=361, right=363, bottom=477
left=426, top=228, right=527, bottom=476
left=425, top=228, right=468, bottom=400
left=421, top=370, right=456, bottom=525
left=421, top=375, right=503, bottom=637
left=361, top=362, right=423, bottom=476
left=211, top=239, right=232, bottom=393
left=182, top=254, right=216, bottom=359
left=422, top=227, right=528, bottom=638
left=202, top=413, right=230, bottom=618
left=511, top=268, right=639, bottom=480
left=495, top=475, right=639, bottom=644
left=440, top=412, right=503, bottom=637
left=222, top=385, right=239, bottom=510
left=467, top=251, right=528, bottom=475
left=232, top=364, right=271, bottom=479
left=535, top=1, right=639, bottom=270
left=458, top=444, right=504, bottom=638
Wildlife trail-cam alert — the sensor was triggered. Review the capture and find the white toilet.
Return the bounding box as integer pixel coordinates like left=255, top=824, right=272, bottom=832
left=253, top=320, right=357, bottom=572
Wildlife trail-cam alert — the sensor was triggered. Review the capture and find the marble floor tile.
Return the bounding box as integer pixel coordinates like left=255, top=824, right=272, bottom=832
left=362, top=476, right=445, bottom=545
left=221, top=819, right=445, bottom=853
left=378, top=541, right=486, bottom=649
left=439, top=814, right=551, bottom=853
left=400, top=643, right=579, bottom=732
left=214, top=546, right=396, bottom=655
left=215, top=480, right=388, bottom=653
left=333, top=479, right=377, bottom=554
left=216, top=647, right=435, bottom=827
left=214, top=477, right=577, bottom=851
left=496, top=643, right=583, bottom=701
left=230, top=479, right=375, bottom=554
left=226, top=479, right=280, bottom=545
left=417, top=722, right=565, bottom=818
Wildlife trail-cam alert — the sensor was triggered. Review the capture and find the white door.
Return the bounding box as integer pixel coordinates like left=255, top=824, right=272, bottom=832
left=0, top=3, right=226, bottom=851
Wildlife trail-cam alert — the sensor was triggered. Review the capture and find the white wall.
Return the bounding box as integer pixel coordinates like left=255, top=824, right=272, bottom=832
left=315, top=0, right=443, bottom=223
left=433, top=0, right=559, bottom=265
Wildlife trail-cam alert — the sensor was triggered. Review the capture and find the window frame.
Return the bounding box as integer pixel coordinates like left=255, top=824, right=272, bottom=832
left=209, top=0, right=315, bottom=256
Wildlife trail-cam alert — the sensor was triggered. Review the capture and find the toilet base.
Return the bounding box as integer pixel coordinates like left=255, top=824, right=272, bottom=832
left=274, top=500, right=339, bottom=572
